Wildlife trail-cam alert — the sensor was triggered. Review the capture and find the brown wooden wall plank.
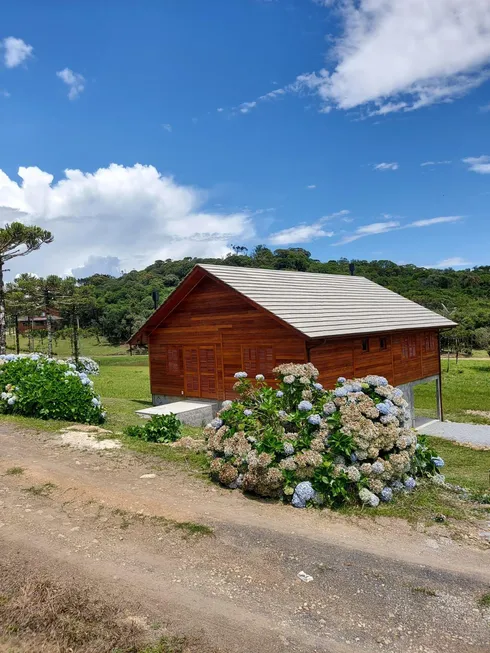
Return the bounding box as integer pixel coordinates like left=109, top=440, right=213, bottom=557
left=148, top=275, right=442, bottom=399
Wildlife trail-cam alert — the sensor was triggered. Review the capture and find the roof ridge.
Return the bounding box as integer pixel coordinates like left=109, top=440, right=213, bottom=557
left=198, top=263, right=365, bottom=279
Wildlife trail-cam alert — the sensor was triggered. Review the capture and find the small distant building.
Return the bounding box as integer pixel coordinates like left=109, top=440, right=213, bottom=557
left=17, top=309, right=63, bottom=333
left=129, top=265, right=456, bottom=424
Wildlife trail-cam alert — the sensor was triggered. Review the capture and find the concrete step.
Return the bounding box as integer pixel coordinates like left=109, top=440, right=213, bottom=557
left=136, top=400, right=218, bottom=427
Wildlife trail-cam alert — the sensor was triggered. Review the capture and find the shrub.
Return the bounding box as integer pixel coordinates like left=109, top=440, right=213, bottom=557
left=66, top=356, right=100, bottom=376
left=205, top=365, right=443, bottom=508
left=125, top=414, right=182, bottom=443
left=0, top=353, right=105, bottom=424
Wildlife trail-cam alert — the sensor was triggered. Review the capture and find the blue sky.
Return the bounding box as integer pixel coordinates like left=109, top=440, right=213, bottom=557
left=1, top=0, right=489, bottom=278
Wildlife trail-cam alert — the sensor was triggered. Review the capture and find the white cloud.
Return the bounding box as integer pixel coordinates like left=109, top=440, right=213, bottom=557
left=1, top=89, right=10, bottom=98
left=268, top=221, right=334, bottom=245
left=480, top=103, right=490, bottom=112
left=56, top=68, right=85, bottom=100
left=372, top=162, right=399, bottom=171
left=410, top=216, right=462, bottom=227
left=162, top=123, right=172, bottom=132
left=308, top=0, right=490, bottom=114
left=217, top=107, right=224, bottom=112
left=72, top=255, right=122, bottom=278
left=239, top=101, right=257, bottom=114
left=427, top=257, right=473, bottom=269
left=2, top=37, right=33, bottom=68
left=463, top=155, right=490, bottom=174
left=420, top=160, right=452, bottom=167
left=306, top=184, right=316, bottom=189
left=237, top=1, right=490, bottom=116
left=0, top=163, right=253, bottom=278
left=336, top=215, right=462, bottom=244
left=337, top=220, right=400, bottom=244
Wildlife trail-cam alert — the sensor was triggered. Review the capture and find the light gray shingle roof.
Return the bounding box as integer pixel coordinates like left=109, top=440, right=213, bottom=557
left=199, top=264, right=456, bottom=338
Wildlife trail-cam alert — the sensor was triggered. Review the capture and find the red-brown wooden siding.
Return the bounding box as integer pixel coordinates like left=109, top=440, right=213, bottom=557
left=147, top=276, right=441, bottom=399
left=310, top=330, right=440, bottom=389
left=148, top=276, right=305, bottom=399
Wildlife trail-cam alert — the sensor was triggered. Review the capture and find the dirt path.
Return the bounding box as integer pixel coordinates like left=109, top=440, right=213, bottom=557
left=0, top=424, right=489, bottom=653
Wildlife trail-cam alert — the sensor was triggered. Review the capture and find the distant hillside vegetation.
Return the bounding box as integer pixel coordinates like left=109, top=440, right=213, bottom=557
left=76, top=246, right=490, bottom=348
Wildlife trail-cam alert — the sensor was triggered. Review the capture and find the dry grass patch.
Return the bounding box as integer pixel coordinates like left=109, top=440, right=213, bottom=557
left=0, top=557, right=207, bottom=653
left=4, top=467, right=25, bottom=476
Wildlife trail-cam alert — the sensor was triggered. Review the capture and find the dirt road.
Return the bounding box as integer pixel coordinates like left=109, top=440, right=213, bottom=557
left=0, top=424, right=489, bottom=653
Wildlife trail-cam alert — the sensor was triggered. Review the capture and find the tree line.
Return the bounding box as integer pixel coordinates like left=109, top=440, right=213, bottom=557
left=1, top=224, right=489, bottom=357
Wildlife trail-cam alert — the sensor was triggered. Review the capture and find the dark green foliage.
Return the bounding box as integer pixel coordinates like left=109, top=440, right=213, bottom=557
left=125, top=414, right=182, bottom=443
left=411, top=434, right=439, bottom=476
left=0, top=356, right=104, bottom=424
left=9, top=247, right=488, bottom=347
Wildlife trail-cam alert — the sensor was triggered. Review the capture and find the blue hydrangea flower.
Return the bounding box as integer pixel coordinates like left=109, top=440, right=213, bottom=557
left=404, top=477, right=416, bottom=490
left=7, top=396, right=16, bottom=405
left=350, top=382, right=363, bottom=392
left=313, top=382, right=323, bottom=390
left=376, top=402, right=391, bottom=415
left=391, top=480, right=404, bottom=492
left=431, top=456, right=445, bottom=468
left=307, top=414, right=321, bottom=426
left=371, top=461, right=385, bottom=475
left=337, top=376, right=346, bottom=384
left=276, top=391, right=284, bottom=398
left=210, top=417, right=223, bottom=429
left=298, top=400, right=313, bottom=412
left=291, top=481, right=316, bottom=509
left=359, top=488, right=379, bottom=507
left=283, top=442, right=295, bottom=456
left=244, top=409, right=253, bottom=417
left=278, top=410, right=287, bottom=418
left=221, top=400, right=233, bottom=409
left=255, top=374, right=265, bottom=381
left=334, top=386, right=349, bottom=398
left=234, top=371, right=248, bottom=379
left=380, top=487, right=393, bottom=502
left=365, top=375, right=388, bottom=387
left=91, top=397, right=101, bottom=408
left=323, top=401, right=337, bottom=416
left=30, top=354, right=39, bottom=361
left=350, top=453, right=358, bottom=463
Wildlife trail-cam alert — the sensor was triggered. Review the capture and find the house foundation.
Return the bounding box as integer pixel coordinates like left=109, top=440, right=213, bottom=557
left=397, top=374, right=442, bottom=427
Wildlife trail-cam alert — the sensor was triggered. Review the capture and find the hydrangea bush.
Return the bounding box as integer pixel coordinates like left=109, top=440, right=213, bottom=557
left=0, top=353, right=105, bottom=424
left=66, top=356, right=100, bottom=376
left=205, top=364, right=443, bottom=508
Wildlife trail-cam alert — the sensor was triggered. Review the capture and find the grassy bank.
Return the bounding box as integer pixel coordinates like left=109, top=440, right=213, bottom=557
left=415, top=359, right=490, bottom=424
left=5, top=333, right=134, bottom=358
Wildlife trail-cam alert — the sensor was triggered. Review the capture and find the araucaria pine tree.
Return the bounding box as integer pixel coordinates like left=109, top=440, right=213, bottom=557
left=0, top=223, right=53, bottom=355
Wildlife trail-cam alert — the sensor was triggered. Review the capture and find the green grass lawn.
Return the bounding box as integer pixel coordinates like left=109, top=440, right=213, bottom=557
left=93, top=356, right=152, bottom=432
left=6, top=333, right=130, bottom=357
left=0, top=351, right=489, bottom=520
left=415, top=359, right=490, bottom=424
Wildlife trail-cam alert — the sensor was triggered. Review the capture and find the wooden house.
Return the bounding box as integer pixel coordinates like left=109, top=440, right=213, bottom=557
left=17, top=308, right=63, bottom=334
left=129, top=265, right=456, bottom=424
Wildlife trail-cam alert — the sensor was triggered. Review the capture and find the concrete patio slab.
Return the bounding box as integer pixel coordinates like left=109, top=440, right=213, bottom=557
left=416, top=420, right=490, bottom=447
left=136, top=400, right=217, bottom=427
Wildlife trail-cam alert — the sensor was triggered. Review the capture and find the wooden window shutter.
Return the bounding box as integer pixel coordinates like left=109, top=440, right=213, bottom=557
left=242, top=346, right=274, bottom=378
left=167, top=346, right=180, bottom=374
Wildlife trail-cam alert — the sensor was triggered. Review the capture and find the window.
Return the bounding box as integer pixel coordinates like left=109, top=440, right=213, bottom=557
left=380, top=337, right=388, bottom=350
left=162, top=345, right=181, bottom=375
left=242, top=346, right=275, bottom=378
left=424, top=331, right=437, bottom=353
left=401, top=335, right=417, bottom=359
left=362, top=338, right=370, bottom=352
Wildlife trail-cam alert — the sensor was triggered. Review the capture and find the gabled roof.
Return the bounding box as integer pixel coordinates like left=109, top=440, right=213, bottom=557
left=129, top=263, right=456, bottom=343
